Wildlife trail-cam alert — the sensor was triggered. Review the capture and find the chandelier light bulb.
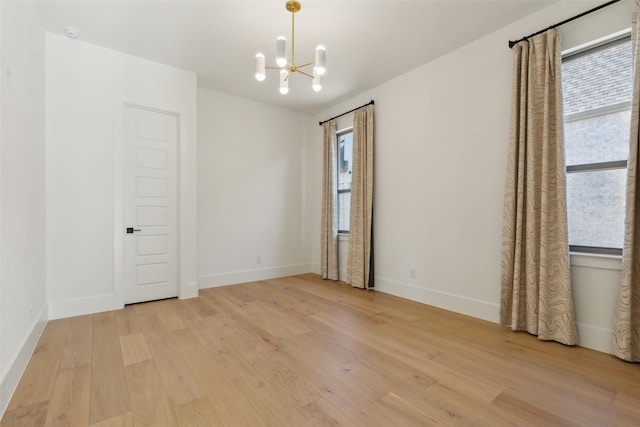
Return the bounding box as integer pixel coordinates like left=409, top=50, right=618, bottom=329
left=276, top=36, right=288, bottom=67
left=312, top=73, right=322, bottom=92
left=255, top=53, right=266, bottom=81
left=279, top=70, right=289, bottom=94
left=315, top=45, right=326, bottom=76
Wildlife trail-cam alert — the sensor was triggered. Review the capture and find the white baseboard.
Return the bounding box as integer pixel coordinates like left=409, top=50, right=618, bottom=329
left=374, top=277, right=500, bottom=324
left=310, top=263, right=321, bottom=275
left=375, top=277, right=614, bottom=355
left=48, top=293, right=122, bottom=320
left=198, top=263, right=312, bottom=289
left=51, top=281, right=201, bottom=317
left=576, top=322, right=613, bottom=354
left=1, top=304, right=48, bottom=417
left=308, top=263, right=347, bottom=281
left=180, top=281, right=199, bottom=300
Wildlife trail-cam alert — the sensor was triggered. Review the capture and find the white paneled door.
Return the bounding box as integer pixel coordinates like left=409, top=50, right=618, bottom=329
left=124, top=106, right=178, bottom=304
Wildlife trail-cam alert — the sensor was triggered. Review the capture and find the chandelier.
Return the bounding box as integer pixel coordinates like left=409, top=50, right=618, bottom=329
left=254, top=0, right=326, bottom=94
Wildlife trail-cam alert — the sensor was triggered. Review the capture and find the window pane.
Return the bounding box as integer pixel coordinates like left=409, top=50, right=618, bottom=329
left=562, top=37, right=632, bottom=251
left=564, top=110, right=630, bottom=166
left=563, top=39, right=632, bottom=116
left=566, top=169, right=626, bottom=249
left=338, top=132, right=353, bottom=191
left=338, top=191, right=351, bottom=232
left=337, top=130, right=353, bottom=232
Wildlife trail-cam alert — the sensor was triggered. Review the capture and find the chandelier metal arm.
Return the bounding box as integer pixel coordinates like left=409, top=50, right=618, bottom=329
left=295, top=61, right=314, bottom=69
left=295, top=69, right=315, bottom=79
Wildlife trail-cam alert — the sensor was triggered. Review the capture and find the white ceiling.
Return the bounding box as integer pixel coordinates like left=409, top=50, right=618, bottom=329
left=38, top=0, right=555, bottom=114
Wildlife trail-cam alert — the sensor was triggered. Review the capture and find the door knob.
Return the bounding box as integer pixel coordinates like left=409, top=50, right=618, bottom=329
left=126, top=227, right=141, bottom=234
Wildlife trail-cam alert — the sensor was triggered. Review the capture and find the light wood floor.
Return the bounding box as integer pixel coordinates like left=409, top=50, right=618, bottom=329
left=2, top=274, right=640, bottom=426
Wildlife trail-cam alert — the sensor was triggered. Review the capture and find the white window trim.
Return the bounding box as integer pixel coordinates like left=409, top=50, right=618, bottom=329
left=570, top=251, right=622, bottom=271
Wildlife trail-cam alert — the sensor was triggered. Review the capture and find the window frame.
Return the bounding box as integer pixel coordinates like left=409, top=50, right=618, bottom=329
left=336, top=127, right=353, bottom=235
left=562, top=34, right=632, bottom=256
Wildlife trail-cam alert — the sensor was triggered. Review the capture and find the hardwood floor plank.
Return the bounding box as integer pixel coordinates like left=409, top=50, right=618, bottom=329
left=3, top=274, right=640, bottom=426
left=613, top=391, right=640, bottom=417
left=243, top=300, right=313, bottom=337
left=431, top=348, right=629, bottom=425
left=136, top=313, right=204, bottom=406
left=6, top=319, right=69, bottom=411
left=124, top=359, right=177, bottom=426
left=169, top=298, right=203, bottom=325
left=211, top=287, right=307, bottom=338
left=491, top=392, right=581, bottom=427
left=298, top=398, right=357, bottom=427
left=44, top=364, right=91, bottom=426
left=185, top=296, right=218, bottom=318
left=88, top=412, right=133, bottom=427
left=413, top=360, right=502, bottom=404
left=114, top=306, right=142, bottom=337
left=258, top=357, right=321, bottom=408
left=211, top=282, right=258, bottom=304
left=173, top=398, right=220, bottom=427
left=416, top=382, right=515, bottom=425
left=204, top=293, right=286, bottom=354
left=171, top=327, right=268, bottom=427
left=190, top=317, right=239, bottom=354
left=281, top=329, right=360, bottom=366
left=0, top=401, right=48, bottom=427
left=119, top=332, right=152, bottom=366
left=89, top=312, right=130, bottom=424
left=152, top=298, right=187, bottom=332
left=213, top=349, right=310, bottom=426
left=375, top=392, right=439, bottom=427
left=340, top=356, right=437, bottom=406
left=271, top=341, right=393, bottom=426
left=58, top=315, right=93, bottom=371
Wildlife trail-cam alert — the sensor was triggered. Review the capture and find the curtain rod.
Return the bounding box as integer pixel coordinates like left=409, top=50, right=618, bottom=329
left=508, top=0, right=621, bottom=48
left=318, top=100, right=375, bottom=126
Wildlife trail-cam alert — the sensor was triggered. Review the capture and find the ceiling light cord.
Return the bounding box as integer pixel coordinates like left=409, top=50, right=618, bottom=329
left=291, top=9, right=295, bottom=69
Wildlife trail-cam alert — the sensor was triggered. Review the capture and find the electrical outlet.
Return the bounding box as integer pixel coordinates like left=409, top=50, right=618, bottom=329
left=410, top=268, right=416, bottom=279
left=256, top=255, right=262, bottom=264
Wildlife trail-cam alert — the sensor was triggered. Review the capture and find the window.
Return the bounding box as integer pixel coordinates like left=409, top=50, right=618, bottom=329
left=337, top=129, right=353, bottom=233
left=562, top=35, right=633, bottom=255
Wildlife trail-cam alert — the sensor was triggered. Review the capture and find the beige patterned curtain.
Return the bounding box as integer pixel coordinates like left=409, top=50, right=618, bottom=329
left=321, top=121, right=339, bottom=281
left=500, top=29, right=578, bottom=346
left=347, top=105, right=374, bottom=289
left=613, top=0, right=640, bottom=362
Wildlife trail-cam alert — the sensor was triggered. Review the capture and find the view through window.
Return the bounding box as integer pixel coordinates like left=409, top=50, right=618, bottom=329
left=337, top=129, right=353, bottom=233
left=562, top=35, right=632, bottom=254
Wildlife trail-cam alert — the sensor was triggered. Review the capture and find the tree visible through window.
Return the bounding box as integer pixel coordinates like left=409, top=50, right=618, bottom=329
left=562, top=35, right=632, bottom=255
left=337, top=130, right=353, bottom=233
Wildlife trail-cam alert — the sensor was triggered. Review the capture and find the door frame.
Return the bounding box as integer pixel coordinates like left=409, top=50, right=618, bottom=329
left=113, top=99, right=197, bottom=308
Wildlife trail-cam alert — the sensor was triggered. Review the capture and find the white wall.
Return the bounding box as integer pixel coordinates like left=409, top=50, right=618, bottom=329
left=197, top=88, right=311, bottom=287
left=0, top=0, right=48, bottom=415
left=46, top=33, right=198, bottom=319
left=308, top=0, right=632, bottom=354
